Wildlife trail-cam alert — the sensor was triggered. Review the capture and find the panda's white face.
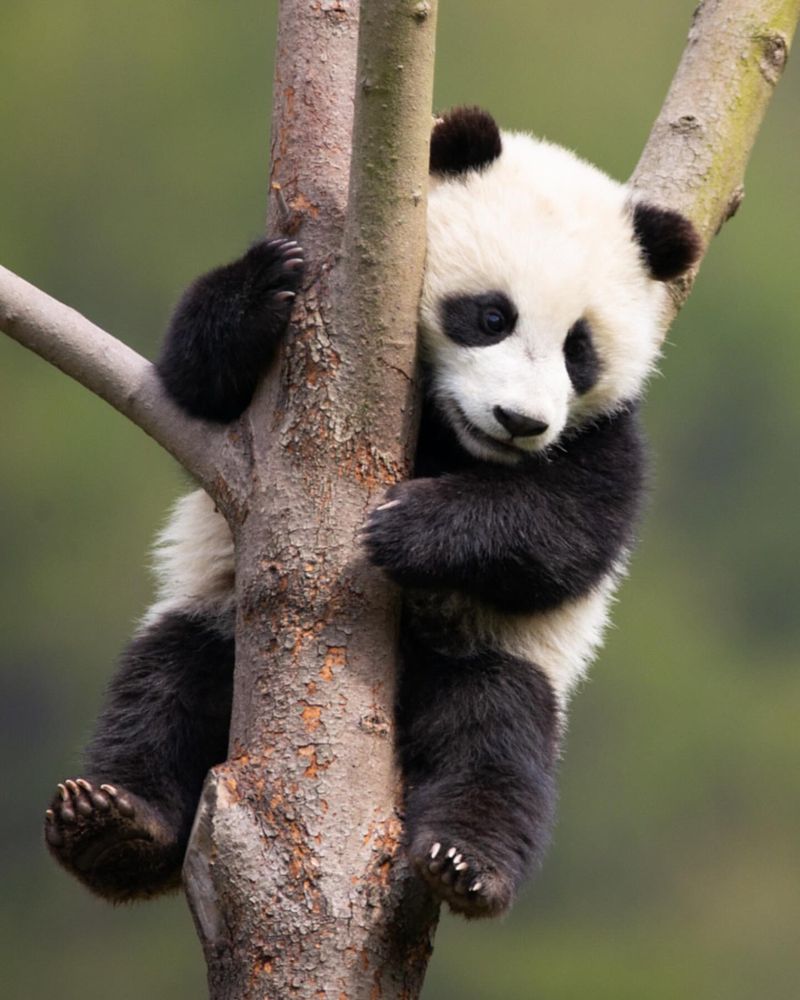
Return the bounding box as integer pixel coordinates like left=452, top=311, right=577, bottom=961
left=420, top=131, right=669, bottom=464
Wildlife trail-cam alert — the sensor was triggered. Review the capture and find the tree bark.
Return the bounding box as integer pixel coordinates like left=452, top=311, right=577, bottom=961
left=0, top=1, right=797, bottom=997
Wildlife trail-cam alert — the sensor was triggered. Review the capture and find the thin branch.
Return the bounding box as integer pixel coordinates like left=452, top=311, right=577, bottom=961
left=0, top=265, right=245, bottom=503
left=631, top=0, right=800, bottom=318
left=336, top=0, right=437, bottom=448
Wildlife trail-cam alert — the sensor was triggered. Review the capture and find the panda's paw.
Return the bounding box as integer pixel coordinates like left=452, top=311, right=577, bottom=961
left=241, top=237, right=305, bottom=313
left=361, top=479, right=444, bottom=584
left=44, top=778, right=179, bottom=901
left=409, top=835, right=514, bottom=919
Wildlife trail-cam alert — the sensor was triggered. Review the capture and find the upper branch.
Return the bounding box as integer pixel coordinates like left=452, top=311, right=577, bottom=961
left=337, top=0, right=439, bottom=454
left=631, top=0, right=800, bottom=317
left=0, top=264, right=242, bottom=501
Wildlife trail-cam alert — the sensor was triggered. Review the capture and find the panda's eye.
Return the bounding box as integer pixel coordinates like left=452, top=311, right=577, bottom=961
left=441, top=292, right=516, bottom=347
left=482, top=307, right=507, bottom=335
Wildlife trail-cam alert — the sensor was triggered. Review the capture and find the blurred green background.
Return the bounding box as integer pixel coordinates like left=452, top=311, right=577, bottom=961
left=1, top=2, right=798, bottom=998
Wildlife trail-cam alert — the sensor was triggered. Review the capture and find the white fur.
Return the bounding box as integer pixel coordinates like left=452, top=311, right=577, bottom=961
left=420, top=130, right=668, bottom=462
left=479, top=569, right=623, bottom=703
left=406, top=565, right=622, bottom=708
left=139, top=489, right=235, bottom=635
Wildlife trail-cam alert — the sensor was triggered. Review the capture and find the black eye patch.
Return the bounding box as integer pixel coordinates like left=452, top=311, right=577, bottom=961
left=440, top=292, right=518, bottom=347
left=563, top=318, right=601, bottom=395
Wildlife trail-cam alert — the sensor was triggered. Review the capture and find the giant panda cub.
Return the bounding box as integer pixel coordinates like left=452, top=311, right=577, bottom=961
left=44, top=107, right=700, bottom=917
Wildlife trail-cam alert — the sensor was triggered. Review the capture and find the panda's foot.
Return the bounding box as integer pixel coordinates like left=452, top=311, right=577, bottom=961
left=44, top=778, right=183, bottom=901
left=409, top=833, right=514, bottom=918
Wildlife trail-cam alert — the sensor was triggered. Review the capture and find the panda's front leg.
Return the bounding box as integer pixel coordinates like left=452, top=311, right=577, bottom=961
left=362, top=474, right=532, bottom=604
left=397, top=624, right=560, bottom=918
left=156, top=238, right=304, bottom=422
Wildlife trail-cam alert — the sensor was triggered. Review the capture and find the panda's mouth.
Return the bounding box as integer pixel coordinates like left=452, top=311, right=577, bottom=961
left=451, top=403, right=523, bottom=459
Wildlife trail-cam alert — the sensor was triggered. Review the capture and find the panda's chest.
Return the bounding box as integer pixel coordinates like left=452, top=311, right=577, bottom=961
left=404, top=568, right=622, bottom=703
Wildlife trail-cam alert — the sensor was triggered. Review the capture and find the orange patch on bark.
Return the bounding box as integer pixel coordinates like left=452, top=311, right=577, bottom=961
left=297, top=745, right=330, bottom=779
left=289, top=190, right=320, bottom=219
left=301, top=703, right=323, bottom=733
left=321, top=645, right=346, bottom=680
left=341, top=441, right=403, bottom=489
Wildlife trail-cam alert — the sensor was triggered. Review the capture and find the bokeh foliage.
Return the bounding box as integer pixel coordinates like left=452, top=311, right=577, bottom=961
left=1, top=2, right=798, bottom=998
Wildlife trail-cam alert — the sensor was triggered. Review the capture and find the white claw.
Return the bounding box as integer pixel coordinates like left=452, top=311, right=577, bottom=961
left=100, top=784, right=118, bottom=797
left=429, top=842, right=441, bottom=860
left=58, top=783, right=69, bottom=801
left=446, top=846, right=456, bottom=859
left=45, top=809, right=55, bottom=822
left=377, top=500, right=401, bottom=511
left=470, top=880, right=482, bottom=892
left=452, top=854, right=462, bottom=866
left=455, top=861, right=468, bottom=871
left=76, top=778, right=92, bottom=792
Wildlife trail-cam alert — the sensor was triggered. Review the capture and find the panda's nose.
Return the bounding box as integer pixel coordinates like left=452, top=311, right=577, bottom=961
left=493, top=406, right=549, bottom=438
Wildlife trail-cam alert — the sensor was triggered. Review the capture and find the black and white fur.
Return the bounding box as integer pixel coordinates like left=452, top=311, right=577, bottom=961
left=44, top=108, right=700, bottom=916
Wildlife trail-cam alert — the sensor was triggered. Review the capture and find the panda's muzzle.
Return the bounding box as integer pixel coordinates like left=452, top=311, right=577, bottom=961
left=492, top=406, right=549, bottom=439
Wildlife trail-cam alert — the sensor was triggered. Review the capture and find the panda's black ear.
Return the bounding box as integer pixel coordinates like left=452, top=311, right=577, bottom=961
left=430, top=106, right=502, bottom=178
left=632, top=202, right=702, bottom=281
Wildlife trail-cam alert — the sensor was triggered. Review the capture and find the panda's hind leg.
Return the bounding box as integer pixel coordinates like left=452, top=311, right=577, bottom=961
left=397, top=631, right=560, bottom=918
left=44, top=611, right=234, bottom=901
left=45, top=778, right=185, bottom=901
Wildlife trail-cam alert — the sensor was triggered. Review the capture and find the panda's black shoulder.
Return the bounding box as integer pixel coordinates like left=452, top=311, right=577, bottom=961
left=561, top=403, right=647, bottom=471
left=539, top=403, right=648, bottom=506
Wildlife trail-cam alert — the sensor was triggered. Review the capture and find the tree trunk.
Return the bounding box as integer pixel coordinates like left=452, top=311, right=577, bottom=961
left=182, top=2, right=440, bottom=997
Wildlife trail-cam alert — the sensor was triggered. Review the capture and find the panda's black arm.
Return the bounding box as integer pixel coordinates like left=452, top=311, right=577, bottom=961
left=363, top=407, right=647, bottom=613
left=156, top=239, right=304, bottom=423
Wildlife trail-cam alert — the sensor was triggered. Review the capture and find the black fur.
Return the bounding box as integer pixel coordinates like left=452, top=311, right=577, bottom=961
left=156, top=237, right=304, bottom=422
left=632, top=202, right=701, bottom=282
left=398, top=628, right=559, bottom=917
left=441, top=292, right=518, bottom=347
left=45, top=613, right=234, bottom=900
left=564, top=318, right=601, bottom=395
left=364, top=396, right=646, bottom=614
left=430, top=106, right=503, bottom=177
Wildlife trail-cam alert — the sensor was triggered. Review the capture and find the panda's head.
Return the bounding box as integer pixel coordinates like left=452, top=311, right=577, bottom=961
left=420, top=107, right=701, bottom=464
